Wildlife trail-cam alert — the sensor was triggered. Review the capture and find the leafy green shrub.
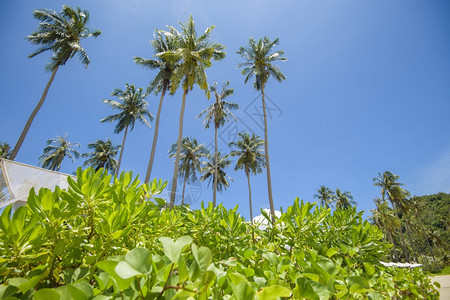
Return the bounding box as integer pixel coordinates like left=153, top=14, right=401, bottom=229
left=0, top=168, right=440, bottom=299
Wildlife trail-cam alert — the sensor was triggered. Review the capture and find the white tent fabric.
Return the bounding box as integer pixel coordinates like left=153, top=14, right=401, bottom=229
left=380, top=261, right=423, bottom=268
left=253, top=209, right=282, bottom=230
left=0, top=159, right=75, bottom=208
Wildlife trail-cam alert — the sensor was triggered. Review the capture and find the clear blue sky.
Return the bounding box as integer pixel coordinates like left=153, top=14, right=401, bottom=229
left=1, top=0, right=449, bottom=219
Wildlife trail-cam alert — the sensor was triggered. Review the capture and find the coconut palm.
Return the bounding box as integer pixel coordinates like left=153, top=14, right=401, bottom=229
left=372, top=198, right=401, bottom=261
left=134, top=30, right=179, bottom=183
left=200, top=152, right=233, bottom=195
left=237, top=37, right=286, bottom=222
left=229, top=132, right=265, bottom=222
left=82, top=139, right=119, bottom=174
left=10, top=5, right=101, bottom=160
left=159, top=16, right=225, bottom=208
left=334, top=188, right=356, bottom=209
left=0, top=142, right=11, bottom=159
left=39, top=135, right=80, bottom=171
left=169, top=137, right=208, bottom=205
left=197, top=81, right=238, bottom=206
left=314, top=186, right=335, bottom=209
left=101, top=84, right=153, bottom=174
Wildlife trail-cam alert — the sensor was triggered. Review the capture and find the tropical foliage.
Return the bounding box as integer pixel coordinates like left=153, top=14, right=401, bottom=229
left=237, top=36, right=286, bottom=222
left=134, top=30, right=179, bottom=183
left=314, top=186, right=335, bottom=209
left=0, top=169, right=440, bottom=299
left=197, top=81, right=238, bottom=206
left=10, top=5, right=101, bottom=160
left=82, top=139, right=119, bottom=174
left=160, top=15, right=225, bottom=208
left=38, top=135, right=80, bottom=171
left=0, top=142, right=11, bottom=159
left=101, top=83, right=153, bottom=174
left=229, top=132, right=265, bottom=222
left=200, top=152, right=233, bottom=194
left=168, top=137, right=208, bottom=204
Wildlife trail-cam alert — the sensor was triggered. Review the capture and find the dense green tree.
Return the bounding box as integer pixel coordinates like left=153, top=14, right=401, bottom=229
left=101, top=84, right=153, bottom=174
left=229, top=132, right=265, bottom=222
left=0, top=142, right=11, bottom=159
left=159, top=16, right=225, bottom=208
left=10, top=5, right=101, bottom=160
left=197, top=81, right=238, bottom=207
left=82, top=139, right=119, bottom=174
left=237, top=37, right=286, bottom=222
left=371, top=199, right=401, bottom=261
left=200, top=152, right=233, bottom=195
left=314, top=186, right=335, bottom=209
left=134, top=30, right=179, bottom=183
left=39, top=135, right=80, bottom=171
left=169, top=137, right=208, bottom=205
left=334, top=188, right=356, bottom=209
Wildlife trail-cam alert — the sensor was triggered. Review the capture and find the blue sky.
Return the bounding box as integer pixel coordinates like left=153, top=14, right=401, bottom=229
left=1, top=0, right=449, bottom=219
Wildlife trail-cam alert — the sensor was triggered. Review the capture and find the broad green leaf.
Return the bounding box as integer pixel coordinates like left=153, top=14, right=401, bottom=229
left=326, top=248, right=338, bottom=258
left=97, top=260, right=133, bottom=291
left=191, top=244, right=212, bottom=273
left=125, top=247, right=151, bottom=274
left=257, top=285, right=291, bottom=300
left=363, top=262, right=375, bottom=276
left=159, top=236, right=192, bottom=263
left=34, top=288, right=61, bottom=300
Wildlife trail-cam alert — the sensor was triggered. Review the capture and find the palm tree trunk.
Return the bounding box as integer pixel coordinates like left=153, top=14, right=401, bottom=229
left=10, top=65, right=60, bottom=160
left=246, top=169, right=253, bottom=223
left=117, top=124, right=129, bottom=175
left=388, top=230, right=399, bottom=262
left=181, top=173, right=187, bottom=205
left=405, top=220, right=419, bottom=262
left=261, top=84, right=275, bottom=223
left=145, top=86, right=167, bottom=183
left=398, top=227, right=410, bottom=262
left=169, top=88, right=188, bottom=209
left=213, top=125, right=218, bottom=207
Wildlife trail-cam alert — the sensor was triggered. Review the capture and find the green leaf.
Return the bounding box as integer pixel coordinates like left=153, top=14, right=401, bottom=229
left=191, top=244, right=212, bottom=273
left=97, top=260, right=133, bottom=291
left=159, top=236, right=192, bottom=263
left=34, top=289, right=61, bottom=300
left=326, top=248, right=339, bottom=258
left=363, top=262, right=375, bottom=276
left=257, top=285, right=291, bottom=300
left=125, top=247, right=151, bottom=274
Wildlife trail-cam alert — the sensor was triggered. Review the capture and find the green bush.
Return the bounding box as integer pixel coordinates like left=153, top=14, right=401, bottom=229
left=0, top=168, right=440, bottom=299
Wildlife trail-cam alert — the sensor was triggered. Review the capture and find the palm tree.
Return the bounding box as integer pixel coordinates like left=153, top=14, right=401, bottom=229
left=372, top=198, right=401, bottom=261
left=237, top=37, right=286, bottom=222
left=82, top=139, right=119, bottom=174
left=159, top=16, right=225, bottom=208
left=168, top=137, right=208, bottom=205
left=101, top=84, right=153, bottom=174
left=0, top=142, right=11, bottom=159
left=314, top=186, right=335, bottom=209
left=10, top=5, right=101, bottom=160
left=134, top=30, right=179, bottom=183
left=334, top=188, right=356, bottom=209
left=229, top=132, right=265, bottom=222
left=200, top=152, right=233, bottom=196
left=39, top=135, right=80, bottom=171
left=197, top=81, right=238, bottom=207
left=373, top=171, right=411, bottom=261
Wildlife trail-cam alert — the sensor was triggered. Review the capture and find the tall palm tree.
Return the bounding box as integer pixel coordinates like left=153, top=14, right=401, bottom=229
left=314, top=186, right=335, bottom=209
left=169, top=137, right=208, bottom=205
left=0, top=142, right=11, bottom=159
left=237, top=37, right=286, bottom=222
left=39, top=135, right=80, bottom=171
left=101, top=84, right=153, bottom=174
left=372, top=198, right=401, bottom=261
left=200, top=152, right=233, bottom=196
left=10, top=5, right=101, bottom=160
left=159, top=16, right=225, bottom=208
left=82, top=139, right=119, bottom=174
left=134, top=30, right=179, bottom=183
left=373, top=171, right=411, bottom=261
left=229, top=132, right=265, bottom=222
left=197, top=81, right=238, bottom=207
left=334, top=188, right=356, bottom=209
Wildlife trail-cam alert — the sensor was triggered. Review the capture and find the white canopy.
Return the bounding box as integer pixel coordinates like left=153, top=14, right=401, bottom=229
left=0, top=158, right=75, bottom=209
